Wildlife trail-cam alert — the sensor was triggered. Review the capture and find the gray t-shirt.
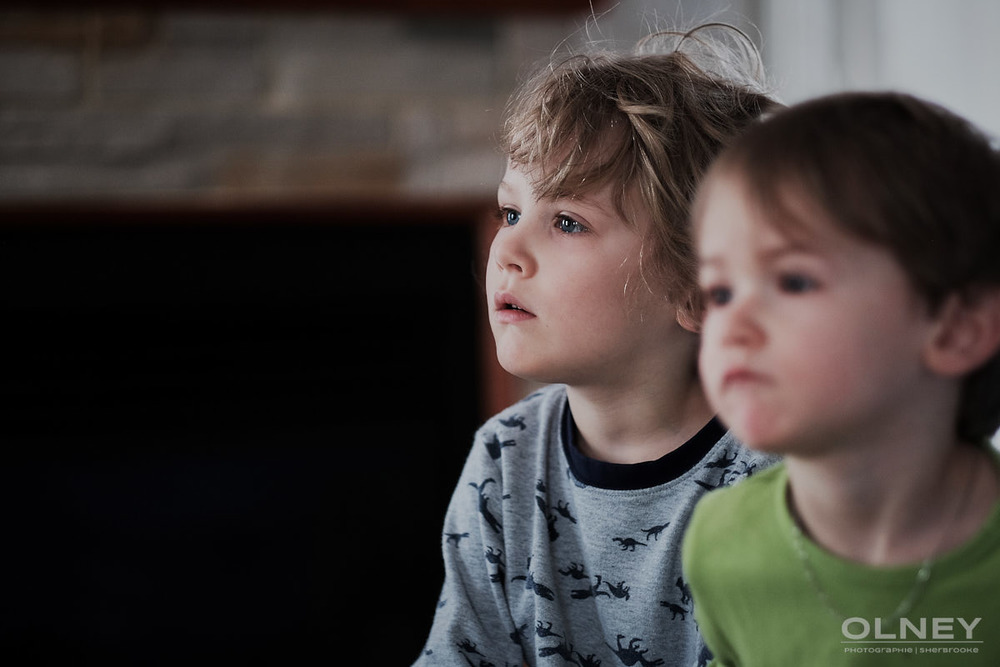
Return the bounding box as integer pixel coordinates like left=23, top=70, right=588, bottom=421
left=414, top=383, right=774, bottom=666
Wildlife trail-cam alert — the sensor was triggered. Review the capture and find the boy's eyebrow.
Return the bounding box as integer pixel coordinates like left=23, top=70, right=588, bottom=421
left=697, top=252, right=725, bottom=268
left=699, top=239, right=823, bottom=266
left=497, top=178, right=617, bottom=220
left=759, top=242, right=819, bottom=262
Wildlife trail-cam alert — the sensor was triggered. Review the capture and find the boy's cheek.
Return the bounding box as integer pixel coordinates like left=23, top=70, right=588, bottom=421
left=696, top=328, right=722, bottom=377
left=697, top=354, right=724, bottom=406
left=483, top=263, right=500, bottom=296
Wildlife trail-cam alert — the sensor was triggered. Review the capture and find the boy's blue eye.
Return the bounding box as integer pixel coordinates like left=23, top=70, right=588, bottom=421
left=779, top=273, right=818, bottom=293
left=556, top=215, right=586, bottom=234
left=501, top=208, right=520, bottom=226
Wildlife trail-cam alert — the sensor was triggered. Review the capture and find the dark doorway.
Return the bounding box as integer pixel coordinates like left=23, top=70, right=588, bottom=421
left=0, top=202, right=489, bottom=663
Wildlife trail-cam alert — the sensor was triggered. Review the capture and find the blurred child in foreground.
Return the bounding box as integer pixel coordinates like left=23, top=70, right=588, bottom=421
left=684, top=90, right=1000, bottom=665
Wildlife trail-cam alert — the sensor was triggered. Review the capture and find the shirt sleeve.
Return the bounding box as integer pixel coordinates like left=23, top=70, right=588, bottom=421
left=412, top=425, right=527, bottom=666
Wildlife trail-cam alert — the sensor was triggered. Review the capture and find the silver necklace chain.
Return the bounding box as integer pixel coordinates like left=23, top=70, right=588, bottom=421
left=788, top=518, right=933, bottom=624
left=786, top=452, right=977, bottom=624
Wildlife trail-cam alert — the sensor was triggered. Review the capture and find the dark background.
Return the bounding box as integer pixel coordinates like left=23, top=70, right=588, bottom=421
left=0, top=205, right=486, bottom=664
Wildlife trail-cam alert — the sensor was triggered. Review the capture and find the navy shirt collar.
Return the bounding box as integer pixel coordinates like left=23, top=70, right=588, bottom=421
left=561, top=397, right=724, bottom=490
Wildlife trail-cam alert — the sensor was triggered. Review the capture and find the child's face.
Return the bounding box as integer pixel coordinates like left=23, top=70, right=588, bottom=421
left=486, top=161, right=685, bottom=386
left=695, top=173, right=940, bottom=455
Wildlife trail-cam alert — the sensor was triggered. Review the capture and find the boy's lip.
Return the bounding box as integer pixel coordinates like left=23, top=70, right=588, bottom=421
left=721, top=366, right=769, bottom=389
left=493, top=291, right=535, bottom=320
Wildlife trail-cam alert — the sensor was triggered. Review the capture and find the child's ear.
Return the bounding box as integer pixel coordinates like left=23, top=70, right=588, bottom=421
left=676, top=305, right=701, bottom=334
left=923, top=289, right=1000, bottom=377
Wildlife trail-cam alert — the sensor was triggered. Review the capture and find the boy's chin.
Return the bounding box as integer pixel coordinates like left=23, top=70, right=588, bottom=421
left=495, top=358, right=555, bottom=387
left=741, top=439, right=790, bottom=455
left=725, top=423, right=793, bottom=455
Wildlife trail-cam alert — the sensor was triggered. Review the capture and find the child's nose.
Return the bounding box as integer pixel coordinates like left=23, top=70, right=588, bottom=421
left=720, top=293, right=765, bottom=348
left=491, top=226, right=535, bottom=276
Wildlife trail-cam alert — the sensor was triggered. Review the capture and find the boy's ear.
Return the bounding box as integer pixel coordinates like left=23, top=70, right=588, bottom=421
left=923, top=289, right=1000, bottom=377
left=676, top=304, right=701, bottom=334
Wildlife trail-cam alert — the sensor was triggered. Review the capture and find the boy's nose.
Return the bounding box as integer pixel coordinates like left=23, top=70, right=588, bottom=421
left=720, top=295, right=765, bottom=348
left=491, top=227, right=534, bottom=276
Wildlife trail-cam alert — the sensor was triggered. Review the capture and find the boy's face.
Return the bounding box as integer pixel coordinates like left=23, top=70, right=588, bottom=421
left=695, top=173, right=940, bottom=455
left=486, top=161, right=686, bottom=386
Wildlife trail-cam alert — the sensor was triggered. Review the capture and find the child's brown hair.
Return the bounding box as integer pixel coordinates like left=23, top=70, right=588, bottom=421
left=501, top=23, right=780, bottom=320
left=704, top=91, right=1000, bottom=441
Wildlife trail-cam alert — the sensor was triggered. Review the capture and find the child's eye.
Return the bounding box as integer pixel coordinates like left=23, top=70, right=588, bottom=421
left=703, top=285, right=732, bottom=307
left=778, top=273, right=818, bottom=294
left=498, top=207, right=520, bottom=227
left=555, top=215, right=587, bottom=234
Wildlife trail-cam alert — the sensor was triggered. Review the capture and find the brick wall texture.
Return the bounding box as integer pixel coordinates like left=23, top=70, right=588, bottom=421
left=0, top=10, right=579, bottom=203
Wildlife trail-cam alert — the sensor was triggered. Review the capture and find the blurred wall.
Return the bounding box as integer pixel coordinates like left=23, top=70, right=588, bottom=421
left=0, top=10, right=580, bottom=202
left=762, top=0, right=1000, bottom=139
left=0, top=2, right=772, bottom=204
left=2, top=1, right=996, bottom=204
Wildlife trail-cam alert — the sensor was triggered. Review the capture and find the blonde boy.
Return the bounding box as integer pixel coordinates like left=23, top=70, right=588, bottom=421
left=414, top=24, right=780, bottom=667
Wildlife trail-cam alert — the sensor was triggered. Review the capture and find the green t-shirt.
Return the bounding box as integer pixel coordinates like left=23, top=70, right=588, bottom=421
left=682, top=462, right=1000, bottom=666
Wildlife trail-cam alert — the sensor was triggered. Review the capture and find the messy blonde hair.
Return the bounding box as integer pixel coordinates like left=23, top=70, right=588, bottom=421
left=501, top=23, right=780, bottom=318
